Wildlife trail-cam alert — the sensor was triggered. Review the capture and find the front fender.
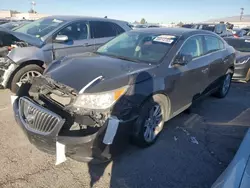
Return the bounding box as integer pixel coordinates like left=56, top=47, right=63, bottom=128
left=8, top=46, right=45, bottom=65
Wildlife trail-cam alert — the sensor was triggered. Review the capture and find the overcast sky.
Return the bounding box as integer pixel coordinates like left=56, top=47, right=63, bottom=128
left=1, top=0, right=250, bottom=23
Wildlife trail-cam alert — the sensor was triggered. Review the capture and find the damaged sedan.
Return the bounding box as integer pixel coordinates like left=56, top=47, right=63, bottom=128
left=0, top=16, right=131, bottom=93
left=13, top=28, right=235, bottom=163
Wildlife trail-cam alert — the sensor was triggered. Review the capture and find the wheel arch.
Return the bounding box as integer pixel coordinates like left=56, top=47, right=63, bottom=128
left=139, top=91, right=172, bottom=121
left=7, top=60, right=44, bottom=89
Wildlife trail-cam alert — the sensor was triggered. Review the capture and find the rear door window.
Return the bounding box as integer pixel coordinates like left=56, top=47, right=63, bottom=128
left=204, top=36, right=223, bottom=54
left=90, top=21, right=124, bottom=38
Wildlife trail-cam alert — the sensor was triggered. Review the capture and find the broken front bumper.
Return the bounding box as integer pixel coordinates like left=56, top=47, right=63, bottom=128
left=233, top=62, right=250, bottom=82
left=0, top=57, right=17, bottom=88
left=13, top=96, right=135, bottom=163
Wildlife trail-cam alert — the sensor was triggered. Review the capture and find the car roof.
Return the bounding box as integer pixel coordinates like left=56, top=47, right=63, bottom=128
left=130, top=27, right=215, bottom=37
left=45, top=15, right=127, bottom=23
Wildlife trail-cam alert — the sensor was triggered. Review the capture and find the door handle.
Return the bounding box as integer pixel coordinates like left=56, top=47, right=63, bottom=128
left=201, top=68, right=209, bottom=73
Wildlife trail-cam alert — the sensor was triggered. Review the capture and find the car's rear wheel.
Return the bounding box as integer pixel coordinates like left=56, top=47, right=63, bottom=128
left=213, top=73, right=232, bottom=98
left=132, top=94, right=169, bottom=147
left=10, top=64, right=43, bottom=93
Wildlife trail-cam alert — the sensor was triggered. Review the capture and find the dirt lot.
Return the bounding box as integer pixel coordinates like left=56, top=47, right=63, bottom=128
left=0, top=83, right=250, bottom=188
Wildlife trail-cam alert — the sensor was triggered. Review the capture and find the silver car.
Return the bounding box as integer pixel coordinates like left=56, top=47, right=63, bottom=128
left=212, top=128, right=250, bottom=188
left=0, top=16, right=131, bottom=93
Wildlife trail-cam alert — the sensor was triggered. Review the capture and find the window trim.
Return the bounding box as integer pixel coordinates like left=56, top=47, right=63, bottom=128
left=169, top=34, right=226, bottom=68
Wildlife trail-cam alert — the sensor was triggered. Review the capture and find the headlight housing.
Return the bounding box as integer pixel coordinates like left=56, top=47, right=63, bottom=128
left=73, top=86, right=128, bottom=110
left=236, top=58, right=250, bottom=65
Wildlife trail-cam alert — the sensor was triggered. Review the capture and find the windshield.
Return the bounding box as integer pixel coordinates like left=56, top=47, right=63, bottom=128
left=225, top=38, right=250, bottom=52
left=97, top=32, right=178, bottom=64
left=14, top=17, right=65, bottom=39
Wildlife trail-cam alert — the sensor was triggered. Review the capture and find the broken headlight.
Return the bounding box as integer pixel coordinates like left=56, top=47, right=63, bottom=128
left=236, top=58, right=250, bottom=65
left=0, top=57, right=13, bottom=69
left=73, top=86, right=128, bottom=110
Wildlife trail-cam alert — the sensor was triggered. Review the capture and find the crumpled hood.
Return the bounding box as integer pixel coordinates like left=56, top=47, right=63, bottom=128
left=44, top=52, right=154, bottom=93
left=0, top=29, right=43, bottom=47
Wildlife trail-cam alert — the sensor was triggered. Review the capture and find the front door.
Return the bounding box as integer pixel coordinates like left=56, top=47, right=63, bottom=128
left=52, top=21, right=96, bottom=60
left=169, top=35, right=210, bottom=113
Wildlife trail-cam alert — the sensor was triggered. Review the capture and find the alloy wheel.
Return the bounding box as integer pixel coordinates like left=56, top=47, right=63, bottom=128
left=143, top=104, right=163, bottom=143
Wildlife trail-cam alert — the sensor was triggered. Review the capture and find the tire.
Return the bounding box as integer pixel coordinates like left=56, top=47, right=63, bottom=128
left=10, top=64, right=43, bottom=93
left=132, top=94, right=169, bottom=148
left=213, top=73, right=232, bottom=98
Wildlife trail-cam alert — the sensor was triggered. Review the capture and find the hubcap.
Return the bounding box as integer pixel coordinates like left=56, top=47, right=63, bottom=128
left=222, top=74, right=231, bottom=94
left=19, top=71, right=42, bottom=84
left=143, top=104, right=163, bottom=143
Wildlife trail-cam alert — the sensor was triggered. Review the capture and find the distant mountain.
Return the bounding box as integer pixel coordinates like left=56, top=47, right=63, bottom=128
left=207, top=15, right=250, bottom=22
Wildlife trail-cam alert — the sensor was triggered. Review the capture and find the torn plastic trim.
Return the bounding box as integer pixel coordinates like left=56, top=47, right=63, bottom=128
left=0, top=63, right=18, bottom=88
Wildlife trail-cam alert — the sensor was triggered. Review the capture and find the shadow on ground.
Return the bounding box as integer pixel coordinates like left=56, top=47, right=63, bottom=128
left=87, top=83, right=250, bottom=188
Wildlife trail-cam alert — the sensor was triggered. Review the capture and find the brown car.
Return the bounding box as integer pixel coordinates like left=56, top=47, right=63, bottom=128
left=14, top=28, right=235, bottom=163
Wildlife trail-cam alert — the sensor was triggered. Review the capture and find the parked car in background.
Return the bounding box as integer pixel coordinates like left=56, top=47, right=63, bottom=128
left=212, top=128, right=250, bottom=188
left=134, top=24, right=160, bottom=29
left=242, top=27, right=250, bottom=34
left=232, top=28, right=247, bottom=38
left=0, top=16, right=131, bottom=93
left=192, top=23, right=233, bottom=37
left=0, top=19, right=9, bottom=25
left=0, top=20, right=32, bottom=30
left=13, top=28, right=235, bottom=163
left=224, top=37, right=250, bottom=82
left=181, top=24, right=194, bottom=28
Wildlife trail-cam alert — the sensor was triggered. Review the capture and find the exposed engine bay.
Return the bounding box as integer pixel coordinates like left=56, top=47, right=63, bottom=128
left=18, top=76, right=111, bottom=137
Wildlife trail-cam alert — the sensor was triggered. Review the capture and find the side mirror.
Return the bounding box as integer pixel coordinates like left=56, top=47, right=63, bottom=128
left=173, top=54, right=192, bottom=66
left=54, top=35, right=69, bottom=43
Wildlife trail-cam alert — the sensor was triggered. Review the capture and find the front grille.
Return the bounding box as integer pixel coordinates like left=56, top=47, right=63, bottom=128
left=19, top=97, right=64, bottom=134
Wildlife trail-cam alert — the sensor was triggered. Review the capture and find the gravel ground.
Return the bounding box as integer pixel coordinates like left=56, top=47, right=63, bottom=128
left=0, top=82, right=249, bottom=188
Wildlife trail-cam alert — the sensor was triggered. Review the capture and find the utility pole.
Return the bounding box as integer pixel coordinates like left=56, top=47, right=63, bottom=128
left=31, top=1, right=36, bottom=12
left=240, top=8, right=244, bottom=21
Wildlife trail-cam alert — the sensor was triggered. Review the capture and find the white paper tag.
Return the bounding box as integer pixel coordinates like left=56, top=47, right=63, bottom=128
left=245, top=40, right=250, bottom=43
left=55, top=142, right=67, bottom=165
left=10, top=95, right=18, bottom=105
left=153, top=35, right=176, bottom=44
left=103, top=117, right=120, bottom=145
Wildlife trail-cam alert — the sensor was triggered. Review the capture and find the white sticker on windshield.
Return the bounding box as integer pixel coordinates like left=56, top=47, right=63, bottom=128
left=245, top=40, right=250, bottom=43
left=53, top=19, right=63, bottom=23
left=153, top=35, right=176, bottom=44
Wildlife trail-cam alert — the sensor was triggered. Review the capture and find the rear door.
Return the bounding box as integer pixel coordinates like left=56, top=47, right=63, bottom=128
left=169, top=35, right=210, bottom=112
left=204, top=35, right=226, bottom=84
left=89, top=21, right=125, bottom=50
left=52, top=21, right=95, bottom=60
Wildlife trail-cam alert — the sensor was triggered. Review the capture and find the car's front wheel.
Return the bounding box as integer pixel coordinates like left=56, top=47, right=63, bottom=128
left=10, top=64, right=43, bottom=93
left=132, top=94, right=169, bottom=147
left=213, top=73, right=232, bottom=98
